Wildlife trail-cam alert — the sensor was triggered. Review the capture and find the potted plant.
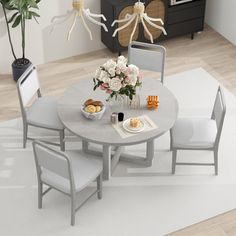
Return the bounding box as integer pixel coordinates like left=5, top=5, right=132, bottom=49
left=0, top=0, right=40, bottom=81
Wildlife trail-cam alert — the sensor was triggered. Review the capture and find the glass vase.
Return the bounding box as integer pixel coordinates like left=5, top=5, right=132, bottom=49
left=108, top=94, right=125, bottom=112
left=126, top=90, right=141, bottom=109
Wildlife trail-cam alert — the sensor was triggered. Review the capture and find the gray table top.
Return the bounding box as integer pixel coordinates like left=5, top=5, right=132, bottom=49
left=57, top=78, right=178, bottom=146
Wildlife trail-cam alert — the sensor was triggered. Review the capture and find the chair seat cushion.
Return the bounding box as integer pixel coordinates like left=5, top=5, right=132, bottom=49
left=41, top=150, right=102, bottom=194
left=27, top=97, right=63, bottom=130
left=171, top=118, right=217, bottom=149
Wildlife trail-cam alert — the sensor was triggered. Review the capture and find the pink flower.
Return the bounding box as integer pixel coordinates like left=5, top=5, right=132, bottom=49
left=106, top=89, right=113, bottom=94
left=125, top=76, right=131, bottom=84
left=100, top=83, right=109, bottom=90
left=125, top=67, right=131, bottom=76
left=103, top=83, right=109, bottom=88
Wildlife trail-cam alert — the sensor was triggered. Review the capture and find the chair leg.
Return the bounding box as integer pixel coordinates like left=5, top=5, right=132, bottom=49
left=170, top=130, right=173, bottom=151
left=59, top=129, right=65, bottom=152
left=71, top=195, right=76, bottom=226
left=23, top=123, right=28, bottom=148
left=172, top=149, right=177, bottom=174
left=97, top=174, right=103, bottom=200
left=38, top=182, right=43, bottom=209
left=214, top=149, right=218, bottom=176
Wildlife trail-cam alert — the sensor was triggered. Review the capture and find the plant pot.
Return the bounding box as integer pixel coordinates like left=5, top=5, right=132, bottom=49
left=12, top=58, right=32, bottom=82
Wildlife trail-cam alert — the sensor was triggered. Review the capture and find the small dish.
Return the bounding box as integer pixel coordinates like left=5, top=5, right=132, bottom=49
left=123, top=118, right=145, bottom=133
left=81, top=105, right=105, bottom=120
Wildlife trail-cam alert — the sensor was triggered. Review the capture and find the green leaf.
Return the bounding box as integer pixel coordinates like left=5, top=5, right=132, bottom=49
left=12, top=15, right=21, bottom=27
left=7, top=12, right=18, bottom=23
left=29, top=11, right=39, bottom=17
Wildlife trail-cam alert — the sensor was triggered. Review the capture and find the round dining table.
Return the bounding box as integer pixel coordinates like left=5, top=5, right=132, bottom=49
left=58, top=77, right=178, bottom=180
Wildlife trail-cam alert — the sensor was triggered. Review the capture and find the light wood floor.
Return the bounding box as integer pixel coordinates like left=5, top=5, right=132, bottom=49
left=1, top=25, right=236, bottom=235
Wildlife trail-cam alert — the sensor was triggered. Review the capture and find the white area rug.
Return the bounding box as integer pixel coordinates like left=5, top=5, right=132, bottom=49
left=1, top=68, right=236, bottom=236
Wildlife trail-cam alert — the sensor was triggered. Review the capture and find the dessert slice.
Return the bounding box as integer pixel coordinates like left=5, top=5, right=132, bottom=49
left=130, top=117, right=142, bottom=128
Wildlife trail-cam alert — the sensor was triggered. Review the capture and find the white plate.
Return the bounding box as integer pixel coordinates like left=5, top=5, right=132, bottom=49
left=123, top=118, right=145, bottom=133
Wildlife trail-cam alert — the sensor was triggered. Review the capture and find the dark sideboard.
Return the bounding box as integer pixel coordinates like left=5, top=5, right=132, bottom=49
left=101, top=0, right=206, bottom=53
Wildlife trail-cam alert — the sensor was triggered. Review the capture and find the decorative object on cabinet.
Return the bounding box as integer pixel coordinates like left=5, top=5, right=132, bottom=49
left=101, top=0, right=206, bottom=53
left=111, top=0, right=167, bottom=44
left=51, top=0, right=108, bottom=40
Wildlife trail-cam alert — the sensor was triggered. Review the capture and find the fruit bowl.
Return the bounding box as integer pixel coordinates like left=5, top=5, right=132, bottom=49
left=80, top=105, right=106, bottom=120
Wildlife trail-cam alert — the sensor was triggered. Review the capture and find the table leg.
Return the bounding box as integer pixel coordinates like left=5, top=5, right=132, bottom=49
left=119, top=139, right=155, bottom=166
left=103, top=145, right=111, bottom=180
left=82, top=140, right=89, bottom=153
left=146, top=139, right=154, bottom=166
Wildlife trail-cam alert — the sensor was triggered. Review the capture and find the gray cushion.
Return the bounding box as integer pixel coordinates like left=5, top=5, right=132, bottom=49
left=171, top=118, right=217, bottom=149
left=27, top=97, right=64, bottom=130
left=41, top=150, right=102, bottom=194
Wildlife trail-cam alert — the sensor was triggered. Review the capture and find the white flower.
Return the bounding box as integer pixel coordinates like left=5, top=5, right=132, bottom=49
left=108, top=68, right=116, bottom=77
left=128, top=75, right=138, bottom=86
left=103, top=59, right=116, bottom=71
left=117, top=61, right=127, bottom=73
left=109, top=77, right=122, bottom=92
left=117, top=55, right=128, bottom=65
left=128, top=64, right=139, bottom=76
left=99, top=70, right=110, bottom=83
left=95, top=68, right=101, bottom=79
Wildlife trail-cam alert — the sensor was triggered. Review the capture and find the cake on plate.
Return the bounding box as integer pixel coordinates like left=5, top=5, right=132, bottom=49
left=130, top=118, right=142, bottom=128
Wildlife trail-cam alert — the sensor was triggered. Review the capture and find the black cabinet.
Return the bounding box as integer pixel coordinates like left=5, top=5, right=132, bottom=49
left=101, top=0, right=206, bottom=52
left=167, top=0, right=206, bottom=38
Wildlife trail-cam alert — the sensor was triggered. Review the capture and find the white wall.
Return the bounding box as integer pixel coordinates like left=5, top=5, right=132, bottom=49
left=205, top=0, right=236, bottom=46
left=0, top=0, right=105, bottom=74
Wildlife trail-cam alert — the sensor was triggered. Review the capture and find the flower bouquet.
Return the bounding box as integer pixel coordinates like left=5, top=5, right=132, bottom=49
left=93, top=56, right=142, bottom=102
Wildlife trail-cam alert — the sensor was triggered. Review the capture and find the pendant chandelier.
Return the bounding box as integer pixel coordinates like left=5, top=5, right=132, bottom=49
left=51, top=0, right=108, bottom=40
left=111, top=0, right=167, bottom=44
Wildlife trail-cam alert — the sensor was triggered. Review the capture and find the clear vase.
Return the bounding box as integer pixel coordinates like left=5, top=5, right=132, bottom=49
left=126, top=90, right=141, bottom=109
left=108, top=94, right=125, bottom=112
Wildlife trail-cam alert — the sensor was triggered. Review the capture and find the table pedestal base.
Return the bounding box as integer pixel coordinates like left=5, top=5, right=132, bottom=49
left=119, top=140, right=154, bottom=167
left=82, top=139, right=155, bottom=180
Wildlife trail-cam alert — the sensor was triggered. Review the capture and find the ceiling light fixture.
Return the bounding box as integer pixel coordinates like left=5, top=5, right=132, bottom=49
left=111, top=0, right=167, bottom=43
left=51, top=0, right=108, bottom=40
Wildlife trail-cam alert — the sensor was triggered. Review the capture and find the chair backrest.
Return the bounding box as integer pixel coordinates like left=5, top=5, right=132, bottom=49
left=128, top=41, right=166, bottom=83
left=17, top=65, right=41, bottom=108
left=32, top=141, right=75, bottom=191
left=211, top=86, right=226, bottom=145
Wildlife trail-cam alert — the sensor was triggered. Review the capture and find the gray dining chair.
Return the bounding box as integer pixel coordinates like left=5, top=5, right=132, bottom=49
left=170, top=86, right=226, bottom=175
left=128, top=41, right=166, bottom=84
left=17, top=65, right=65, bottom=150
left=32, top=140, right=103, bottom=226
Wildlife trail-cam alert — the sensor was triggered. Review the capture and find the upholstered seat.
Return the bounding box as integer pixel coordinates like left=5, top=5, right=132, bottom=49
left=27, top=97, right=63, bottom=130
left=41, top=150, right=102, bottom=194
left=171, top=118, right=217, bottom=149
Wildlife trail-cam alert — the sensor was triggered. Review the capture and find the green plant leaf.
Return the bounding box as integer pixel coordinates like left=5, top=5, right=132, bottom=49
left=12, top=15, right=21, bottom=27
left=29, top=11, right=39, bottom=17
left=7, top=12, right=18, bottom=23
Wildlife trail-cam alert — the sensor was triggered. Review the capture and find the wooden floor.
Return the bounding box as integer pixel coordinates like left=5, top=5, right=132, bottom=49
left=1, top=25, right=236, bottom=235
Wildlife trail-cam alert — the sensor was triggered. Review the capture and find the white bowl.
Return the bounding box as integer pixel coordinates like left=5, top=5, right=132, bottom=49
left=81, top=105, right=106, bottom=120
